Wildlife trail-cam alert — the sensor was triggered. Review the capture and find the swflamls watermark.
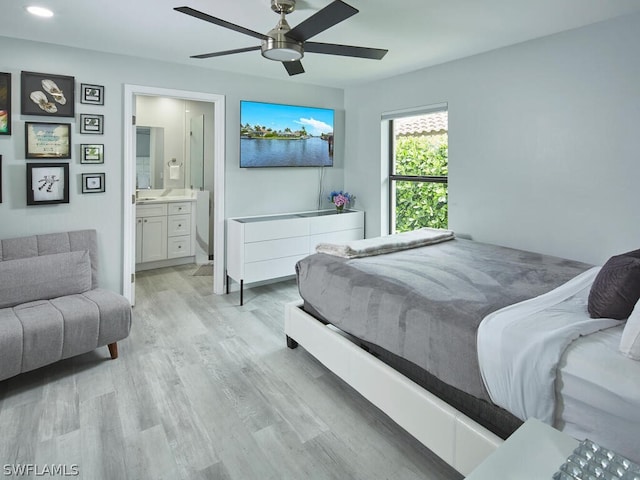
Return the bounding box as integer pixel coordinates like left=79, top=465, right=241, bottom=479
left=3, top=464, right=79, bottom=477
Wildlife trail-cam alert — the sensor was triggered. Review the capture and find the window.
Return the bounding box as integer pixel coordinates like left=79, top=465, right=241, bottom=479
left=389, top=108, right=448, bottom=233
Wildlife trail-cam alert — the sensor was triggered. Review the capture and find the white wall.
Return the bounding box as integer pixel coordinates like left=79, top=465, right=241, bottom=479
left=344, top=13, right=640, bottom=265
left=0, top=36, right=344, bottom=293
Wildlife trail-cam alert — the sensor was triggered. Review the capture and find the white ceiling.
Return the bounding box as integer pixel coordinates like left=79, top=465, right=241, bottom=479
left=4, top=0, right=640, bottom=88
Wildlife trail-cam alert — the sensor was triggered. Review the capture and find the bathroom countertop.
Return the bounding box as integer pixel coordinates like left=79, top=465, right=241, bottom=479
left=136, top=189, right=197, bottom=204
left=137, top=196, right=196, bottom=204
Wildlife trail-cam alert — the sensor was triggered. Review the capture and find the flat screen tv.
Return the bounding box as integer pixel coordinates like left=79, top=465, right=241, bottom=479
left=240, top=100, right=334, bottom=168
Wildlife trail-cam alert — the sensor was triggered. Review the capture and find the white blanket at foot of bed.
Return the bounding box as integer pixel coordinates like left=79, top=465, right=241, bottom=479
left=477, top=266, right=620, bottom=424
left=315, top=227, right=454, bottom=258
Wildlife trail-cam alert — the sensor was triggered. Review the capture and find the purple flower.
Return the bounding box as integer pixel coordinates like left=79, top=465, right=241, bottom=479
left=328, top=190, right=354, bottom=207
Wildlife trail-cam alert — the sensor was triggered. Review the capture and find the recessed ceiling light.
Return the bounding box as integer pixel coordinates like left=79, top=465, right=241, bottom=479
left=26, top=6, right=54, bottom=18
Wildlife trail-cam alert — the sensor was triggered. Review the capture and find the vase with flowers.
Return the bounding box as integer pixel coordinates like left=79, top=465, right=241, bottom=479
left=328, top=190, right=354, bottom=213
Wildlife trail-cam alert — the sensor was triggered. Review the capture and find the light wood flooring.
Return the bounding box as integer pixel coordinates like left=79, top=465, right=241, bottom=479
left=0, top=265, right=462, bottom=480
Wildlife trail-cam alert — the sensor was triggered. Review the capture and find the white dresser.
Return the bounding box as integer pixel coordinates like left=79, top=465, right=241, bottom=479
left=226, top=209, right=364, bottom=305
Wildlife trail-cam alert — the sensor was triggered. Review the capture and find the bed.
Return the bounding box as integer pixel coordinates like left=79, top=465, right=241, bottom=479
left=284, top=235, right=640, bottom=475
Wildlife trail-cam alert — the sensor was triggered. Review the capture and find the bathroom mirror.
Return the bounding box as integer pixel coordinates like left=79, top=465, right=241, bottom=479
left=136, top=126, right=165, bottom=189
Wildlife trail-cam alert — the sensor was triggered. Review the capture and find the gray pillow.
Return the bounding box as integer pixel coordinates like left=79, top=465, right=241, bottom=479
left=588, top=250, right=640, bottom=320
left=620, top=299, right=640, bottom=360
left=0, top=250, right=92, bottom=309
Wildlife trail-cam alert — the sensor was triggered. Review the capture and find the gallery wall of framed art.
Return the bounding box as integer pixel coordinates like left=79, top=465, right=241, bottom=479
left=0, top=69, right=108, bottom=206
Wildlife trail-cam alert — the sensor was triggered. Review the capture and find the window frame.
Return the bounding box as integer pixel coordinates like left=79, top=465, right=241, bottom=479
left=388, top=114, right=448, bottom=234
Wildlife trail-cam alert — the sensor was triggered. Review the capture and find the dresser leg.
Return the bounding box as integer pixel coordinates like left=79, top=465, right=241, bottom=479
left=240, top=279, right=244, bottom=306
left=286, top=335, right=298, bottom=349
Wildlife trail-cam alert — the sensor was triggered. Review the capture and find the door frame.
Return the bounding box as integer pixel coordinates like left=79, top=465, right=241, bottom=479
left=123, top=85, right=226, bottom=301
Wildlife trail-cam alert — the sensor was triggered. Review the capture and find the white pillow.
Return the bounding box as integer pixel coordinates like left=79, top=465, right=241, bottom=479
left=620, top=298, right=640, bottom=360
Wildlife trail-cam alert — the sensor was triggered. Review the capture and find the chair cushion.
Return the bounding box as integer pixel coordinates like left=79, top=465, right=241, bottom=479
left=0, top=250, right=92, bottom=308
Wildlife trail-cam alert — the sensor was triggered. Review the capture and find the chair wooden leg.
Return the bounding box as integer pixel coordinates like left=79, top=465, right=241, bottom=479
left=107, top=342, right=118, bottom=359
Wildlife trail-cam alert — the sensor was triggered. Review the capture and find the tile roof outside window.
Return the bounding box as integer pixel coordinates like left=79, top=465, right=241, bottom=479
left=394, top=111, right=448, bottom=136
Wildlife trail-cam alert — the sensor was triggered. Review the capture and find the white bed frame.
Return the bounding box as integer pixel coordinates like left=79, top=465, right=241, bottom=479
left=284, top=300, right=503, bottom=476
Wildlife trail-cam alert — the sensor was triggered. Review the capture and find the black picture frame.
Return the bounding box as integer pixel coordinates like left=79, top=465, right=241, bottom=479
left=80, top=144, right=104, bottom=164
left=21, top=71, right=75, bottom=117
left=0, top=73, right=11, bottom=135
left=80, top=83, right=104, bottom=105
left=82, top=173, right=105, bottom=193
left=25, top=122, right=72, bottom=159
left=26, top=162, right=70, bottom=205
left=80, top=114, right=103, bottom=134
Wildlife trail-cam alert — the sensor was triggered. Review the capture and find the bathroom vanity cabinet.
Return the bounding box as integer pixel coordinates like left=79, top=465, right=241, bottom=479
left=136, top=199, right=196, bottom=270
left=136, top=203, right=168, bottom=263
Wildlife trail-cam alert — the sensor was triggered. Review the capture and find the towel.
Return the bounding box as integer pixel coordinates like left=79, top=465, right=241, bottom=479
left=169, top=164, right=181, bottom=180
left=316, top=227, right=455, bottom=258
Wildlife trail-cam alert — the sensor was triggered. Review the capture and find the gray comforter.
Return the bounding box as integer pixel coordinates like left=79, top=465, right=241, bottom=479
left=296, top=238, right=590, bottom=401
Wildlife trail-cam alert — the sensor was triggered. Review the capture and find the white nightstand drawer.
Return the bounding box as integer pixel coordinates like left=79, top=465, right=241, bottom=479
left=244, top=217, right=308, bottom=243
left=245, top=236, right=309, bottom=263
left=167, top=236, right=191, bottom=258
left=168, top=202, right=192, bottom=215
left=168, top=214, right=191, bottom=237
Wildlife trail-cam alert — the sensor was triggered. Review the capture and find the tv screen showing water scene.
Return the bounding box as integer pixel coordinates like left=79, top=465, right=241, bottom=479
left=240, top=100, right=334, bottom=168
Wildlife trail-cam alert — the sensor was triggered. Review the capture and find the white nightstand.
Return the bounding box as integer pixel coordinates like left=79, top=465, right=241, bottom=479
left=465, top=419, right=578, bottom=479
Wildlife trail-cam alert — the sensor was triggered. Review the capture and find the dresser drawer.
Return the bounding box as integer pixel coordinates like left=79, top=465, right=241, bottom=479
left=245, top=236, right=308, bottom=263
left=167, top=214, right=191, bottom=237
left=168, top=202, right=192, bottom=215
left=244, top=254, right=308, bottom=283
left=309, top=210, right=364, bottom=234
left=244, top=217, right=308, bottom=243
left=167, top=236, right=191, bottom=258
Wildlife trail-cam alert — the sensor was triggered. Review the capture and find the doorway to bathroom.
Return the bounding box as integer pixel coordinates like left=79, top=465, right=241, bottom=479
left=122, top=85, right=225, bottom=304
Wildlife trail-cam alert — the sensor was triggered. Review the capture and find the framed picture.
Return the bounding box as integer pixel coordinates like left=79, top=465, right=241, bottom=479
left=80, top=144, right=104, bottom=164
left=80, top=114, right=103, bottom=134
left=82, top=173, right=105, bottom=193
left=21, top=71, right=75, bottom=117
left=25, top=122, right=71, bottom=159
left=26, top=163, right=69, bottom=205
left=80, top=83, right=104, bottom=105
left=0, top=73, right=11, bottom=135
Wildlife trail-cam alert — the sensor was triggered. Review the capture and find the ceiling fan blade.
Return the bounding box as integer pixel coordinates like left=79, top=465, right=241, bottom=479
left=174, top=6, right=267, bottom=41
left=286, top=0, right=358, bottom=42
left=191, top=46, right=261, bottom=59
left=283, top=61, right=305, bottom=76
left=305, top=42, right=388, bottom=60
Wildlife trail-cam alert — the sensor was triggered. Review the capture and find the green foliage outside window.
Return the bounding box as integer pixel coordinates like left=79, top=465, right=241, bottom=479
left=394, top=134, right=448, bottom=232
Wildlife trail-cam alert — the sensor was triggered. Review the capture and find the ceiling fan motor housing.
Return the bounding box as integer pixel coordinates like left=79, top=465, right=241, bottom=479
left=261, top=8, right=304, bottom=62
left=271, top=0, right=296, bottom=14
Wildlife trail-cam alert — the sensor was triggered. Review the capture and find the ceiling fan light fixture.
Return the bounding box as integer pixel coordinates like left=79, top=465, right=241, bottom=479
left=261, top=38, right=303, bottom=62
left=261, top=17, right=303, bottom=62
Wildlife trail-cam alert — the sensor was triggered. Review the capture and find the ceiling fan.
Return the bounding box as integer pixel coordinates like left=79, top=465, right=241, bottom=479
left=174, top=0, right=388, bottom=76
